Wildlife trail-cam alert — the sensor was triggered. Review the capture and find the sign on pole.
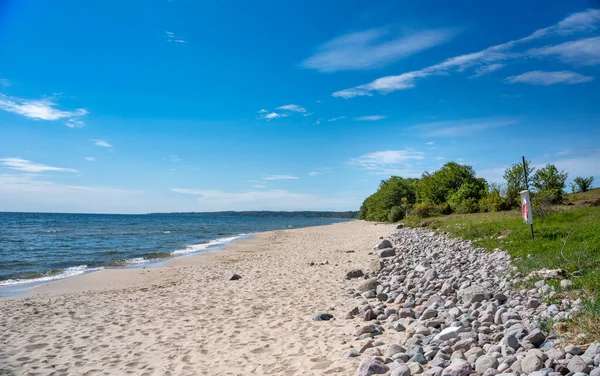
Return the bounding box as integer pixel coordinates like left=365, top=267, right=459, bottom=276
left=520, top=190, right=533, bottom=224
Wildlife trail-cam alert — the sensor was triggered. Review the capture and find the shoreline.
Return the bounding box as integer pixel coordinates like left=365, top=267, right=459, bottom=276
left=0, top=220, right=395, bottom=375
left=0, top=219, right=353, bottom=298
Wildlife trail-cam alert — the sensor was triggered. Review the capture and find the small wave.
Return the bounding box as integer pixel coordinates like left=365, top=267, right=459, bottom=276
left=0, top=265, right=103, bottom=287
left=163, top=231, right=171, bottom=234
left=171, top=234, right=248, bottom=256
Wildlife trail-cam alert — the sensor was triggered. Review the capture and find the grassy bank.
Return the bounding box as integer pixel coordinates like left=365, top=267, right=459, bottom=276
left=403, top=198, right=600, bottom=341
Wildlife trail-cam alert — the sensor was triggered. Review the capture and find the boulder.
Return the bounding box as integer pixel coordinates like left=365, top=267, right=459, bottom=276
left=442, top=361, right=472, bottom=376
left=355, top=357, right=389, bottom=376
left=356, top=279, right=379, bottom=293
left=374, top=240, right=393, bottom=250
left=458, top=286, right=491, bottom=304
left=378, top=248, right=396, bottom=258
left=567, top=356, right=591, bottom=374
left=522, top=354, right=544, bottom=372
left=475, top=355, right=499, bottom=373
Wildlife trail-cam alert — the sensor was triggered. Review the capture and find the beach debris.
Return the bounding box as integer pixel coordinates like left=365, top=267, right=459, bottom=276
left=345, top=269, right=364, bottom=279
left=228, top=273, right=242, bottom=280
left=312, top=313, right=334, bottom=321
left=345, top=227, right=599, bottom=376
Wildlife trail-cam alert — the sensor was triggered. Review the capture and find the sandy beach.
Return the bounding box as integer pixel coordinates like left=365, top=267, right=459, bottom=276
left=0, top=220, right=395, bottom=375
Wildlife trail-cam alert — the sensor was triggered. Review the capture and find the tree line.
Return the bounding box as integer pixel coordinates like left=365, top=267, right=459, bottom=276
left=358, top=160, right=594, bottom=222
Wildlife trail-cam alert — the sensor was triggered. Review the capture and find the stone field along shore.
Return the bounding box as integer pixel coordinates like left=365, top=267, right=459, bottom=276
left=341, top=226, right=600, bottom=376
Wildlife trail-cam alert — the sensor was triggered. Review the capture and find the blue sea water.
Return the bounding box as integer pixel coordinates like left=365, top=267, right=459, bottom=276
left=0, top=212, right=350, bottom=288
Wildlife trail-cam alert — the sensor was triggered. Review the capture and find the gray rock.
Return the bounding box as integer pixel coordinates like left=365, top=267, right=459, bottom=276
left=522, top=355, right=544, bottom=372
left=387, top=344, right=406, bottom=358
left=589, top=367, right=600, bottom=376
left=375, top=240, right=393, bottom=250
left=378, top=248, right=396, bottom=258
left=528, top=371, right=550, bottom=376
left=567, top=356, right=591, bottom=373
left=425, top=366, right=444, bottom=376
left=357, top=279, right=379, bottom=293
left=475, top=355, right=500, bottom=373
left=434, top=326, right=465, bottom=341
left=560, top=279, right=573, bottom=289
left=442, top=360, right=472, bottom=376
left=523, top=329, right=546, bottom=347
left=421, top=308, right=438, bottom=320
left=483, top=369, right=500, bottom=376
left=500, top=312, right=521, bottom=324
left=409, top=353, right=427, bottom=364
left=458, top=286, right=491, bottom=304
left=566, top=344, right=585, bottom=356
left=584, top=344, right=600, bottom=357
left=228, top=273, right=242, bottom=280
left=342, top=348, right=360, bottom=358
left=356, top=325, right=378, bottom=336
left=407, top=362, right=424, bottom=374
left=503, top=334, right=519, bottom=350
left=355, top=357, right=389, bottom=376
left=391, top=365, right=411, bottom=376
left=346, top=269, right=365, bottom=279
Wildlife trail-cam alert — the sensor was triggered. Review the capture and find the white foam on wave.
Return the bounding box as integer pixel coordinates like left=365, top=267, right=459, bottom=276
left=0, top=265, right=103, bottom=287
left=125, top=257, right=148, bottom=265
left=171, top=234, right=248, bottom=256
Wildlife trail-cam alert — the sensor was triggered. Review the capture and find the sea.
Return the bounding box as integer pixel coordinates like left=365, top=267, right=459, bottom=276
left=0, top=212, right=350, bottom=291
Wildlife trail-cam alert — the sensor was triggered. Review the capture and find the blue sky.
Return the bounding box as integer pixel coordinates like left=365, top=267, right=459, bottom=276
left=0, top=0, right=599, bottom=213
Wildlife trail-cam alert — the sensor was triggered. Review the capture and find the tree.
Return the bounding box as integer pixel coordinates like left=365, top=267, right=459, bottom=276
left=571, top=176, right=595, bottom=193
left=417, top=162, right=487, bottom=208
left=532, top=164, right=568, bottom=204
left=503, top=160, right=535, bottom=208
left=360, top=176, right=418, bottom=222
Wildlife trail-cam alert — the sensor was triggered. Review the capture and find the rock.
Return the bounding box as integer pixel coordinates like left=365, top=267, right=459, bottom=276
left=566, top=344, right=585, bottom=356
left=346, top=269, right=365, bottom=279
left=368, top=260, right=383, bottom=272
left=425, top=366, right=444, bottom=376
left=342, top=348, right=360, bottom=358
left=312, top=313, right=334, bottom=321
left=356, top=325, right=378, bottom=336
left=584, top=344, right=600, bottom=357
left=375, top=240, right=393, bottom=250
left=458, top=286, right=491, bottom=304
left=355, top=357, right=389, bottom=376
left=391, top=365, right=411, bottom=376
left=228, top=273, right=242, bottom=280
left=378, top=248, right=396, bottom=258
left=475, top=355, right=500, bottom=373
left=560, top=279, right=573, bottom=289
left=589, top=367, right=600, bottom=376
left=501, top=312, right=521, bottom=324
left=409, top=353, right=427, bottom=364
left=523, top=329, right=546, bottom=347
left=345, top=306, right=360, bottom=319
left=522, top=354, right=544, bottom=372
left=421, top=308, right=438, bottom=320
left=407, top=362, right=424, bottom=374
left=442, top=360, right=472, bottom=376
left=363, top=347, right=382, bottom=357
left=567, top=356, right=591, bottom=373
left=387, top=344, right=406, bottom=358
left=434, top=326, right=465, bottom=341
left=503, top=334, right=519, bottom=350
left=357, top=279, right=379, bottom=293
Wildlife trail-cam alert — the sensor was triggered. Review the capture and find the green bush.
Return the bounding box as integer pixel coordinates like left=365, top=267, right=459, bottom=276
left=571, top=176, right=595, bottom=193
left=532, top=164, right=568, bottom=204
left=411, top=202, right=441, bottom=218
left=388, top=206, right=405, bottom=222
left=455, top=198, right=480, bottom=214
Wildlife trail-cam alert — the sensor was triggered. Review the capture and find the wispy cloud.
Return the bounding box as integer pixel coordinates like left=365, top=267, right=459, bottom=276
left=166, top=31, right=187, bottom=44
left=470, top=63, right=505, bottom=78
left=84, top=157, right=96, bottom=161
left=328, top=116, right=346, bottom=122
left=276, top=104, right=306, bottom=113
left=0, top=93, right=88, bottom=126
left=426, top=141, right=435, bottom=145
left=332, top=8, right=600, bottom=98
left=258, top=109, right=268, bottom=113
left=411, top=117, right=517, bottom=137
left=167, top=155, right=182, bottom=162
left=301, top=27, right=457, bottom=72
left=0, top=79, right=9, bottom=87
left=92, top=139, right=112, bottom=148
left=506, top=70, right=593, bottom=85
left=308, top=171, right=321, bottom=176
left=527, top=36, right=600, bottom=66
left=348, top=149, right=425, bottom=176
left=170, top=188, right=358, bottom=211
left=262, top=175, right=298, bottom=180
left=253, top=184, right=267, bottom=189
left=0, top=158, right=78, bottom=173
left=355, top=115, right=386, bottom=121
left=261, top=112, right=288, bottom=120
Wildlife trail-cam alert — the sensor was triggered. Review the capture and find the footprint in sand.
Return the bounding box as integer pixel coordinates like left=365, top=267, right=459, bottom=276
left=24, top=343, right=48, bottom=351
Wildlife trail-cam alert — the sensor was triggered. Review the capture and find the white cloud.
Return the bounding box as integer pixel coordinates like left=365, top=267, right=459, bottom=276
left=276, top=104, right=306, bottom=113
left=435, top=156, right=445, bottom=160
left=166, top=31, right=187, bottom=43
left=470, top=63, right=505, bottom=77
left=314, top=120, right=321, bottom=125
left=84, top=157, right=96, bottom=161
left=506, top=70, right=593, bottom=85
left=0, top=93, right=88, bottom=126
left=262, top=175, right=298, bottom=180
left=348, top=149, right=425, bottom=176
left=170, top=188, right=358, bottom=211
left=527, top=36, right=600, bottom=66
left=167, top=155, right=182, bottom=162
left=328, top=116, right=346, bottom=122
left=411, top=118, right=517, bottom=137
left=0, top=158, right=78, bottom=173
left=258, top=109, right=268, bottom=113
left=355, top=115, right=386, bottom=121
left=557, top=149, right=571, bottom=156
left=308, top=171, right=321, bottom=176
left=332, top=8, right=600, bottom=98
left=426, top=141, right=435, bottom=145
left=92, top=139, right=112, bottom=148
left=253, top=184, right=267, bottom=189
left=261, top=112, right=288, bottom=120
left=301, top=27, right=457, bottom=72
left=0, top=79, right=9, bottom=87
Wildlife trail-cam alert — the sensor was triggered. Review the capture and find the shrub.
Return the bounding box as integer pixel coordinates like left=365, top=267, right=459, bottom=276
left=571, top=176, right=594, bottom=193
left=532, top=190, right=558, bottom=218
left=455, top=198, right=480, bottom=214
left=388, top=206, right=405, bottom=222
left=532, top=164, right=568, bottom=204
left=411, top=202, right=440, bottom=218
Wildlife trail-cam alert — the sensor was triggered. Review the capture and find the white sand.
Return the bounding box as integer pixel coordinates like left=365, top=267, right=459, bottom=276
left=0, top=221, right=395, bottom=375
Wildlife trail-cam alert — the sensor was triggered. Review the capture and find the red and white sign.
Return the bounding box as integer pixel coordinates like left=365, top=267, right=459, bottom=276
left=520, top=190, right=533, bottom=225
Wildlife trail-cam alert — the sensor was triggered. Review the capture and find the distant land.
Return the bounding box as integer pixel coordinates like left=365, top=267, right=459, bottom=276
left=149, top=211, right=358, bottom=219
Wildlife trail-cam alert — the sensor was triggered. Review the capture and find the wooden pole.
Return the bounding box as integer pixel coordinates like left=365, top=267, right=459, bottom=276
left=522, top=156, right=534, bottom=240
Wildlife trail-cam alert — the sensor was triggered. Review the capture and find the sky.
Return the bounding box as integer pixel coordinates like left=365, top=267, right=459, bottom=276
left=0, top=0, right=599, bottom=213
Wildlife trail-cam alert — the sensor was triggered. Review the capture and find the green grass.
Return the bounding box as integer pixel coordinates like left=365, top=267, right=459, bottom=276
left=404, top=206, right=600, bottom=296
